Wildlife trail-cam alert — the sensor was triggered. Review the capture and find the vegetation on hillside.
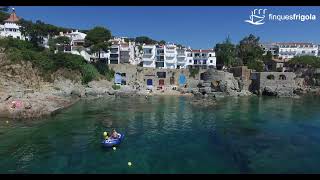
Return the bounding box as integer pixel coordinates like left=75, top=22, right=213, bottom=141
left=288, top=56, right=320, bottom=68
left=189, top=68, right=200, bottom=78
left=0, top=38, right=112, bottom=84
left=215, top=36, right=236, bottom=68
left=214, top=34, right=265, bottom=71
left=0, top=11, right=9, bottom=23
left=84, top=26, right=112, bottom=58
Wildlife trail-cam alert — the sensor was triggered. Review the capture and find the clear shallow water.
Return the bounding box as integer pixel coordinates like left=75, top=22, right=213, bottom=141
left=1, top=95, right=320, bottom=173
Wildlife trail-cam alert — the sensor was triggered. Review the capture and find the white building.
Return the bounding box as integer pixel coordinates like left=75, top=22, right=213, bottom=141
left=186, top=49, right=194, bottom=67
left=155, top=45, right=165, bottom=68
left=142, top=44, right=216, bottom=69
left=65, top=30, right=86, bottom=47
left=276, top=42, right=318, bottom=60
left=164, top=44, right=177, bottom=69
left=176, top=48, right=187, bottom=69
left=0, top=8, right=24, bottom=40
left=109, top=44, right=120, bottom=64
left=189, top=49, right=216, bottom=69
left=142, top=45, right=156, bottom=68
left=260, top=42, right=278, bottom=56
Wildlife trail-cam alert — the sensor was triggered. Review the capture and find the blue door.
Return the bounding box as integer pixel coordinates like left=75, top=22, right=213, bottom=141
left=147, top=79, right=153, bottom=86
left=179, top=74, right=186, bottom=85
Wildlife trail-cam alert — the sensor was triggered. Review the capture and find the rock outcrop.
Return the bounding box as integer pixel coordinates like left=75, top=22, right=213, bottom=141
left=193, top=69, right=252, bottom=98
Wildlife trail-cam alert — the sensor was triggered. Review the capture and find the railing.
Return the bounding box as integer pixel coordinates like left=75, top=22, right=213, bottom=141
left=143, top=54, right=153, bottom=59
left=165, top=50, right=175, bottom=54
left=110, top=57, right=119, bottom=61
left=177, top=57, right=186, bottom=61
left=110, top=50, right=119, bottom=54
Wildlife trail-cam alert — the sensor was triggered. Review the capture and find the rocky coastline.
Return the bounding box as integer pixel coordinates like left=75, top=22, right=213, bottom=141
left=1, top=53, right=319, bottom=120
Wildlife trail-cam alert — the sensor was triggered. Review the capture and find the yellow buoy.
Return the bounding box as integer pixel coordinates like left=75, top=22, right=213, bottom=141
left=113, top=147, right=116, bottom=151
left=103, top=132, right=107, bottom=136
left=6, top=121, right=9, bottom=124
left=128, top=162, right=132, bottom=166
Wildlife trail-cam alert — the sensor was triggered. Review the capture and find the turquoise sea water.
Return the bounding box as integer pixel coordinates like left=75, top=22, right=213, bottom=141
left=1, top=95, right=320, bottom=173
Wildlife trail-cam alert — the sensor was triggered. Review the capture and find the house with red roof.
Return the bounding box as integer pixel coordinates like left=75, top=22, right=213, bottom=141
left=0, top=8, right=25, bottom=40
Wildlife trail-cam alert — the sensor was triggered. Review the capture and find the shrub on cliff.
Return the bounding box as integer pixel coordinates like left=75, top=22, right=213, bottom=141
left=189, top=68, right=199, bottom=78
left=288, top=56, right=320, bottom=68
left=1, top=38, right=102, bottom=84
left=81, top=64, right=99, bottom=84
left=93, top=61, right=115, bottom=81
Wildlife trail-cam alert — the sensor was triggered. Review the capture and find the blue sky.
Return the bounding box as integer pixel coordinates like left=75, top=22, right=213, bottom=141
left=12, top=6, right=320, bottom=49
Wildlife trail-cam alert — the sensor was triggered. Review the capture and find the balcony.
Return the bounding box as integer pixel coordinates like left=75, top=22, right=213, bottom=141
left=193, top=56, right=207, bottom=60
left=110, top=48, right=119, bottom=54
left=143, top=53, right=153, bottom=59
left=156, top=56, right=164, bottom=62
left=177, top=53, right=186, bottom=57
left=177, top=57, right=186, bottom=62
left=143, top=57, right=154, bottom=61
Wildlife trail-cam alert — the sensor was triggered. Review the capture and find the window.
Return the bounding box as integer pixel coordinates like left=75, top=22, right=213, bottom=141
left=267, top=74, right=275, bottom=80
left=157, top=72, right=166, bottom=78
left=189, top=60, right=192, bottom=63
left=144, top=49, right=152, bottom=54
left=210, top=60, right=213, bottom=63
left=279, top=75, right=286, bottom=80
left=302, top=51, right=305, bottom=54
left=209, top=54, right=212, bottom=57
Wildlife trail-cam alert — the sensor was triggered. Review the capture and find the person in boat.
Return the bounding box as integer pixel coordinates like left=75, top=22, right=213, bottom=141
left=110, top=129, right=119, bottom=139
left=103, top=132, right=109, bottom=140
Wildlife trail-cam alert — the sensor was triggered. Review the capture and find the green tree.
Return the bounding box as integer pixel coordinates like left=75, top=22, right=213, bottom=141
left=263, top=51, right=273, bottom=63
left=288, top=55, right=320, bottom=68
left=84, top=26, right=112, bottom=59
left=54, top=36, right=71, bottom=45
left=237, top=34, right=264, bottom=66
left=135, top=36, right=157, bottom=44
left=214, top=36, right=236, bottom=68
left=0, top=11, right=9, bottom=24
left=0, top=6, right=9, bottom=12
left=159, top=40, right=166, bottom=45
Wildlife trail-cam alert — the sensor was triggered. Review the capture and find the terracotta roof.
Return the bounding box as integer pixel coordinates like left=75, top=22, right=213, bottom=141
left=5, top=10, right=20, bottom=23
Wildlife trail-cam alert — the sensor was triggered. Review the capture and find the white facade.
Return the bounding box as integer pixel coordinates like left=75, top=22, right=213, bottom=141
left=189, top=49, right=216, bottom=68
left=0, top=9, right=24, bottom=40
left=186, top=50, right=194, bottom=67
left=176, top=48, right=187, bottom=69
left=65, top=30, right=86, bottom=47
left=109, top=44, right=120, bottom=64
left=0, top=22, right=23, bottom=39
left=208, top=51, right=217, bottom=67
left=164, top=44, right=177, bottom=69
left=142, top=44, right=216, bottom=69
left=142, top=45, right=156, bottom=68
left=155, top=45, right=165, bottom=68
left=277, top=43, right=318, bottom=59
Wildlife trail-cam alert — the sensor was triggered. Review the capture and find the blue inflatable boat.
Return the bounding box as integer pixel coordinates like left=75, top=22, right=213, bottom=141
left=101, top=133, right=124, bottom=148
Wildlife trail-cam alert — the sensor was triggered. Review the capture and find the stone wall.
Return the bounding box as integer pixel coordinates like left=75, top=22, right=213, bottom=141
left=109, top=64, right=206, bottom=90
left=251, top=72, right=297, bottom=97
left=229, top=66, right=251, bottom=81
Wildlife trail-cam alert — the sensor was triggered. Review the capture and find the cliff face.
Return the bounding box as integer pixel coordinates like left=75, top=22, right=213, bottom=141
left=0, top=53, right=113, bottom=119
